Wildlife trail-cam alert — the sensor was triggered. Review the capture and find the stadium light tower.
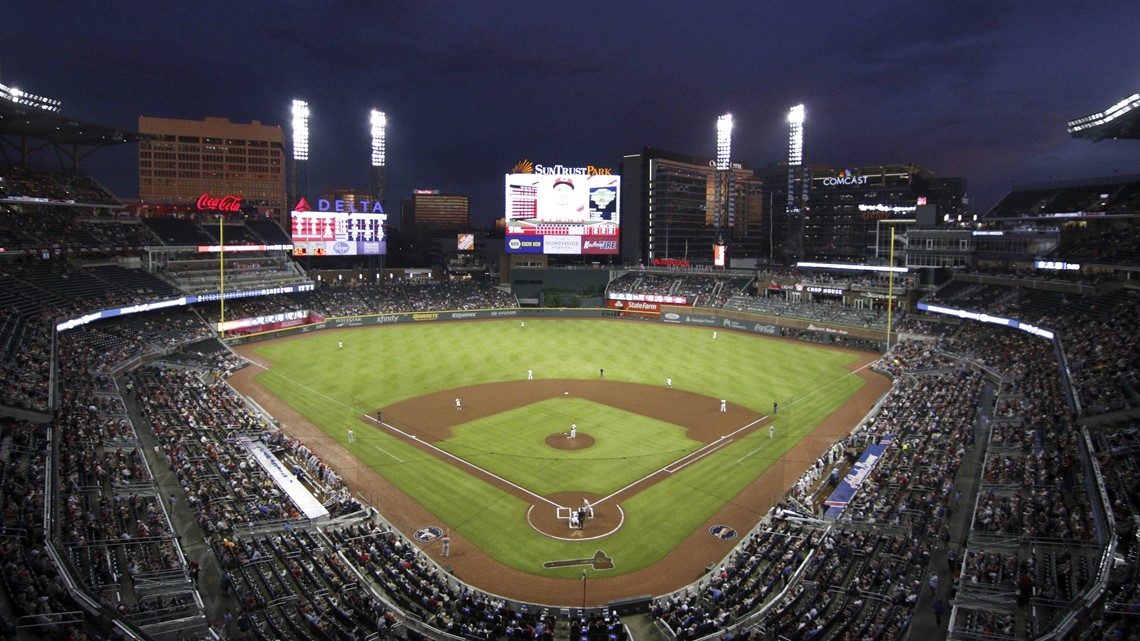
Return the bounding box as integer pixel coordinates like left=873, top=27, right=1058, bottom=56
left=787, top=104, right=804, bottom=165
left=0, top=82, right=62, bottom=112
left=290, top=99, right=311, bottom=208
left=715, top=113, right=735, bottom=243
left=369, top=109, right=386, bottom=207
left=785, top=104, right=807, bottom=265
left=292, top=99, right=310, bottom=161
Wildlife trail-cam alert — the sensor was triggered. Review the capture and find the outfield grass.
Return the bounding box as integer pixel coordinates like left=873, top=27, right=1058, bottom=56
left=252, top=319, right=866, bottom=577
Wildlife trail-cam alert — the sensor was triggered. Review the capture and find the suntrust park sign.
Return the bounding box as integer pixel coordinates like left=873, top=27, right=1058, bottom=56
left=511, top=159, right=613, bottom=176
left=536, top=164, right=612, bottom=175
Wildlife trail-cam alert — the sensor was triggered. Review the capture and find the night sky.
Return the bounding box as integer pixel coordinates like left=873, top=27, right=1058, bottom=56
left=5, top=1, right=1139, bottom=227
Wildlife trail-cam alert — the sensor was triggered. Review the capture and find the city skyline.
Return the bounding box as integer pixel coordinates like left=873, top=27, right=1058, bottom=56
left=4, top=1, right=1139, bottom=227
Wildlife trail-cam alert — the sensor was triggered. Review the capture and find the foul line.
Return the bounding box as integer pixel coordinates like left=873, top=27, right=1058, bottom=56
left=368, top=418, right=562, bottom=509
left=595, top=415, right=770, bottom=507
left=735, top=359, right=878, bottom=464
left=370, top=441, right=404, bottom=463
left=242, top=353, right=878, bottom=515
left=664, top=416, right=768, bottom=473
left=243, top=360, right=562, bottom=510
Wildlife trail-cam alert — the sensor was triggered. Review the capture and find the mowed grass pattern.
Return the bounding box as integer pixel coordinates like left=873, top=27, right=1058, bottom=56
left=253, top=319, right=866, bottom=577
left=442, top=398, right=701, bottom=496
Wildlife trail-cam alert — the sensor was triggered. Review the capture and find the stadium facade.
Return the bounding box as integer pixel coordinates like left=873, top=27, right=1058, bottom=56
left=622, top=152, right=965, bottom=268
left=801, top=164, right=966, bottom=264
left=137, top=115, right=287, bottom=224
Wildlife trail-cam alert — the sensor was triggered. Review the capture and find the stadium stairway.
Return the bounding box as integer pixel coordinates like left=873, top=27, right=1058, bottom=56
left=906, top=379, right=995, bottom=640
left=116, top=372, right=242, bottom=636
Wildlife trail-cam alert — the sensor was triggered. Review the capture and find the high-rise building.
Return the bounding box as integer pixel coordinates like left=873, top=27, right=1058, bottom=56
left=756, top=163, right=965, bottom=266
left=803, top=164, right=966, bottom=264
left=621, top=148, right=764, bottom=267
left=755, top=161, right=829, bottom=263
left=138, top=116, right=287, bottom=223
left=401, top=191, right=470, bottom=246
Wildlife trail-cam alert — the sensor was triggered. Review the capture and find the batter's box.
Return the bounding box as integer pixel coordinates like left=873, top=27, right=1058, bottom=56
left=557, top=505, right=594, bottom=529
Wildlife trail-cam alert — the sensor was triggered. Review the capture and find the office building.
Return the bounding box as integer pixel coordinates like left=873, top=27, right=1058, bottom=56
left=138, top=116, right=287, bottom=223
left=621, top=148, right=765, bottom=267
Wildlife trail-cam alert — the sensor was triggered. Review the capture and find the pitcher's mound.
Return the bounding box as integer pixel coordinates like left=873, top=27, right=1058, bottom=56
left=546, top=432, right=595, bottom=450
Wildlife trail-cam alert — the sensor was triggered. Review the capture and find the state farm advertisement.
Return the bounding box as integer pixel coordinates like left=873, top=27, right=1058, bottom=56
left=606, top=299, right=692, bottom=315
left=607, top=299, right=660, bottom=313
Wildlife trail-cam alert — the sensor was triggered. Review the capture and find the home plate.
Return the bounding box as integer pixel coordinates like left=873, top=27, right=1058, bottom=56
left=564, top=392, right=569, bottom=395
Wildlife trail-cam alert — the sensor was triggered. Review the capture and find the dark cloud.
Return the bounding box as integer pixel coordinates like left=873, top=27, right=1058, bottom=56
left=4, top=1, right=1140, bottom=224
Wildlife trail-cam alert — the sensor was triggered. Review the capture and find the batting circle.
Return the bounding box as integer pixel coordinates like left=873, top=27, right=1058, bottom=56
left=525, top=503, right=626, bottom=541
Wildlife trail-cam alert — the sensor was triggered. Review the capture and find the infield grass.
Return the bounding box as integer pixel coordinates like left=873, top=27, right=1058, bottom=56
left=251, top=318, right=867, bottom=578
left=442, top=398, right=701, bottom=495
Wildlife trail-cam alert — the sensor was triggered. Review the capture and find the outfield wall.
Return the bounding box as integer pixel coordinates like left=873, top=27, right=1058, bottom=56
left=224, top=306, right=890, bottom=353
left=219, top=305, right=891, bottom=620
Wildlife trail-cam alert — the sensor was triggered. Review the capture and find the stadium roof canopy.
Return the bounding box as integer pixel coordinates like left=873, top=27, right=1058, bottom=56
left=0, top=95, right=143, bottom=169
left=1067, top=91, right=1140, bottom=142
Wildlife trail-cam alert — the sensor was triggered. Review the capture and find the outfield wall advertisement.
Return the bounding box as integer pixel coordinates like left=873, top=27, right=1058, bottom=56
left=223, top=307, right=897, bottom=354
left=505, top=170, right=620, bottom=255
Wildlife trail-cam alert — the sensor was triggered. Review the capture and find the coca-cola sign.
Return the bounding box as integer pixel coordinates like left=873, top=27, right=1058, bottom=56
left=197, top=193, right=243, bottom=212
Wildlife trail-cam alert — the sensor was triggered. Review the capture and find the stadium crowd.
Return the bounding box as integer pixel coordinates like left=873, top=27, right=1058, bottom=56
left=1, top=187, right=1137, bottom=641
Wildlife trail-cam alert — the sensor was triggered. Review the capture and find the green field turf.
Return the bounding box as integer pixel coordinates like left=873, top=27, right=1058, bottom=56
left=251, top=319, right=867, bottom=578
left=441, top=398, right=701, bottom=496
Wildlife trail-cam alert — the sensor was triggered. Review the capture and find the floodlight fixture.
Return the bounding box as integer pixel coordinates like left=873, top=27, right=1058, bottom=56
left=0, top=83, right=62, bottom=112
left=370, top=109, right=386, bottom=167
left=292, top=99, right=310, bottom=161
left=787, top=103, right=805, bottom=125
left=787, top=104, right=804, bottom=165
left=716, top=113, right=733, bottom=171
left=1067, top=92, right=1140, bottom=134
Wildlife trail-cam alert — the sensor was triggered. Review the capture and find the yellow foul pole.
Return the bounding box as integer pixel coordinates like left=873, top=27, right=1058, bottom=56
left=886, top=226, right=895, bottom=351
left=219, top=216, right=225, bottom=338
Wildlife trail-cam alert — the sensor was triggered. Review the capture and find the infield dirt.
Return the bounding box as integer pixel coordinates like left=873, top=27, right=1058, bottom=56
left=231, top=338, right=889, bottom=606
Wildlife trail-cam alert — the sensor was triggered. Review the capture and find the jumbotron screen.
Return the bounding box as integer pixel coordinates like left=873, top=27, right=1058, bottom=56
left=291, top=210, right=387, bottom=256
left=504, top=174, right=620, bottom=254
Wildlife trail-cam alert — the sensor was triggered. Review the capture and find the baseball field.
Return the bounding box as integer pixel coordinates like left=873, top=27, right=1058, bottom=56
left=232, top=317, right=888, bottom=604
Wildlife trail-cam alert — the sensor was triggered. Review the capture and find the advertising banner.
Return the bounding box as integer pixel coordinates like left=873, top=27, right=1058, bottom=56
left=824, top=443, right=889, bottom=519
left=580, top=236, right=619, bottom=254
left=606, top=299, right=660, bottom=314
left=506, top=237, right=544, bottom=253
left=290, top=207, right=387, bottom=256
left=542, top=235, right=582, bottom=254
left=238, top=437, right=329, bottom=521
left=504, top=171, right=620, bottom=254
